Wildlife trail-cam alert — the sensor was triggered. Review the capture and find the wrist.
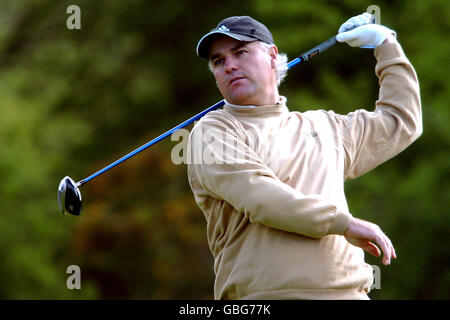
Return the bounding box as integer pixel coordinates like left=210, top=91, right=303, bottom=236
left=382, top=33, right=396, bottom=45
left=329, top=210, right=352, bottom=235
left=343, top=217, right=355, bottom=235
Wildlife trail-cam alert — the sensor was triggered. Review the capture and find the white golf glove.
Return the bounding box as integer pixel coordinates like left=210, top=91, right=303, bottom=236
left=336, top=12, right=396, bottom=48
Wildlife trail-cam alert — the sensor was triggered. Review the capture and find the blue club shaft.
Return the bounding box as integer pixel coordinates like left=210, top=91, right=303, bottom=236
left=76, top=35, right=339, bottom=187
left=76, top=99, right=226, bottom=187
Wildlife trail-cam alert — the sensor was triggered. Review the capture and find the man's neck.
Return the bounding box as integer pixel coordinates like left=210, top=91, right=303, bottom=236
left=228, top=91, right=280, bottom=107
left=226, top=95, right=286, bottom=108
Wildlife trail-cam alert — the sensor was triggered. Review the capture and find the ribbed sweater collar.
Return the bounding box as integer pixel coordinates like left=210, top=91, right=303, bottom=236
left=223, top=96, right=289, bottom=117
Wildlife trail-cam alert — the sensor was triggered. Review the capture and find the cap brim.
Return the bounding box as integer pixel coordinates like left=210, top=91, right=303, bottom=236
left=196, top=31, right=257, bottom=58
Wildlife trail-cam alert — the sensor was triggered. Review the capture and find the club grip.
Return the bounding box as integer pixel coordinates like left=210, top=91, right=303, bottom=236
left=299, top=36, right=337, bottom=62
left=288, top=14, right=376, bottom=68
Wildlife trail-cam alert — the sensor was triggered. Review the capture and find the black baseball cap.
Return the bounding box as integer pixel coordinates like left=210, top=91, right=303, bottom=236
left=196, top=16, right=274, bottom=59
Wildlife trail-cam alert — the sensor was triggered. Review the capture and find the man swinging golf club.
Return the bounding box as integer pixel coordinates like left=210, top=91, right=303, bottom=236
left=187, top=13, right=422, bottom=299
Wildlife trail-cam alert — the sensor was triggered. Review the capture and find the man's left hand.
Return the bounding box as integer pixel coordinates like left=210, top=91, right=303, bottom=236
left=336, top=12, right=396, bottom=48
left=344, top=217, right=397, bottom=266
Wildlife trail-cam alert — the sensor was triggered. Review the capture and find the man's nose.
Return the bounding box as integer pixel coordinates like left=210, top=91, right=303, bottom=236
left=224, top=57, right=238, bottom=72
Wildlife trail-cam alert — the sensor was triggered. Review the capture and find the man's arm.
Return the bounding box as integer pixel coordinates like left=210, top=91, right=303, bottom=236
left=335, top=14, right=421, bottom=265
left=336, top=17, right=422, bottom=179
left=189, top=117, right=396, bottom=265
left=187, top=117, right=352, bottom=239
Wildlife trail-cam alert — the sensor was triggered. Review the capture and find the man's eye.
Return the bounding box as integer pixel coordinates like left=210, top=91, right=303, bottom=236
left=213, top=58, right=223, bottom=66
left=236, top=50, right=247, bottom=56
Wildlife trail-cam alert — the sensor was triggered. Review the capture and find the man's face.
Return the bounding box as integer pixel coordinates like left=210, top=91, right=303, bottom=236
left=208, top=36, right=279, bottom=106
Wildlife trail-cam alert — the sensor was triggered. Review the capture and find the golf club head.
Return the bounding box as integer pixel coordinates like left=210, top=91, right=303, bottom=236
left=58, top=176, right=82, bottom=216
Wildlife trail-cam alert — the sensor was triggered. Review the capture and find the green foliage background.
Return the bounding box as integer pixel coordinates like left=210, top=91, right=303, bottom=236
left=0, top=0, right=448, bottom=299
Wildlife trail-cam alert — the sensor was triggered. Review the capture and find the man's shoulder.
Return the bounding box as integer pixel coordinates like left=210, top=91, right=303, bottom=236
left=287, top=108, right=348, bottom=132
left=291, top=108, right=340, bottom=120
left=192, top=109, right=241, bottom=131
left=188, top=109, right=243, bottom=144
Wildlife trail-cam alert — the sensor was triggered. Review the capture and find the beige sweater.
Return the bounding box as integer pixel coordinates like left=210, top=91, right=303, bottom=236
left=187, top=41, right=422, bottom=299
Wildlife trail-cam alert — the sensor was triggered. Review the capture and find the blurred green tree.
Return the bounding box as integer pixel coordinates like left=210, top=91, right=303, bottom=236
left=0, top=0, right=447, bottom=299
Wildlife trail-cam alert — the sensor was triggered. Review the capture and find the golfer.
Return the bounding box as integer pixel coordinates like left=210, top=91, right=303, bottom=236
left=187, top=13, right=422, bottom=299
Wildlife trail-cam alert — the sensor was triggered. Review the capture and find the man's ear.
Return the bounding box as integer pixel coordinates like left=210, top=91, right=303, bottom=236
left=269, top=45, right=278, bottom=69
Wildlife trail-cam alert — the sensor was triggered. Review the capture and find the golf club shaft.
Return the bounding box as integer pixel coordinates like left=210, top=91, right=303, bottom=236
left=287, top=36, right=337, bottom=69
left=76, top=100, right=225, bottom=187
left=76, top=35, right=340, bottom=188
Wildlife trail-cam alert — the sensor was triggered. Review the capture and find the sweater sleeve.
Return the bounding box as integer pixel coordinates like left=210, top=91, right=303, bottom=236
left=187, top=117, right=352, bottom=238
left=335, top=40, right=422, bottom=180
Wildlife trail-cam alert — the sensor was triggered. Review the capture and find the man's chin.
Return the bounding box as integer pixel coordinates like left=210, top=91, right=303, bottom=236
left=227, top=98, right=253, bottom=106
left=226, top=92, right=255, bottom=106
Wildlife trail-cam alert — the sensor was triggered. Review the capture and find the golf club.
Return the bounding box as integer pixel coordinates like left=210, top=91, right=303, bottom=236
left=58, top=18, right=374, bottom=216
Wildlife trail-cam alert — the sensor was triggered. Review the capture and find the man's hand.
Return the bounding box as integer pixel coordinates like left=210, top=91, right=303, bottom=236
left=344, top=217, right=397, bottom=265
left=336, top=12, right=396, bottom=48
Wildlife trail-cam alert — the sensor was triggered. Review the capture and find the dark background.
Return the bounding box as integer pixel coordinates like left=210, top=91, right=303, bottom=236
left=0, top=0, right=448, bottom=299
